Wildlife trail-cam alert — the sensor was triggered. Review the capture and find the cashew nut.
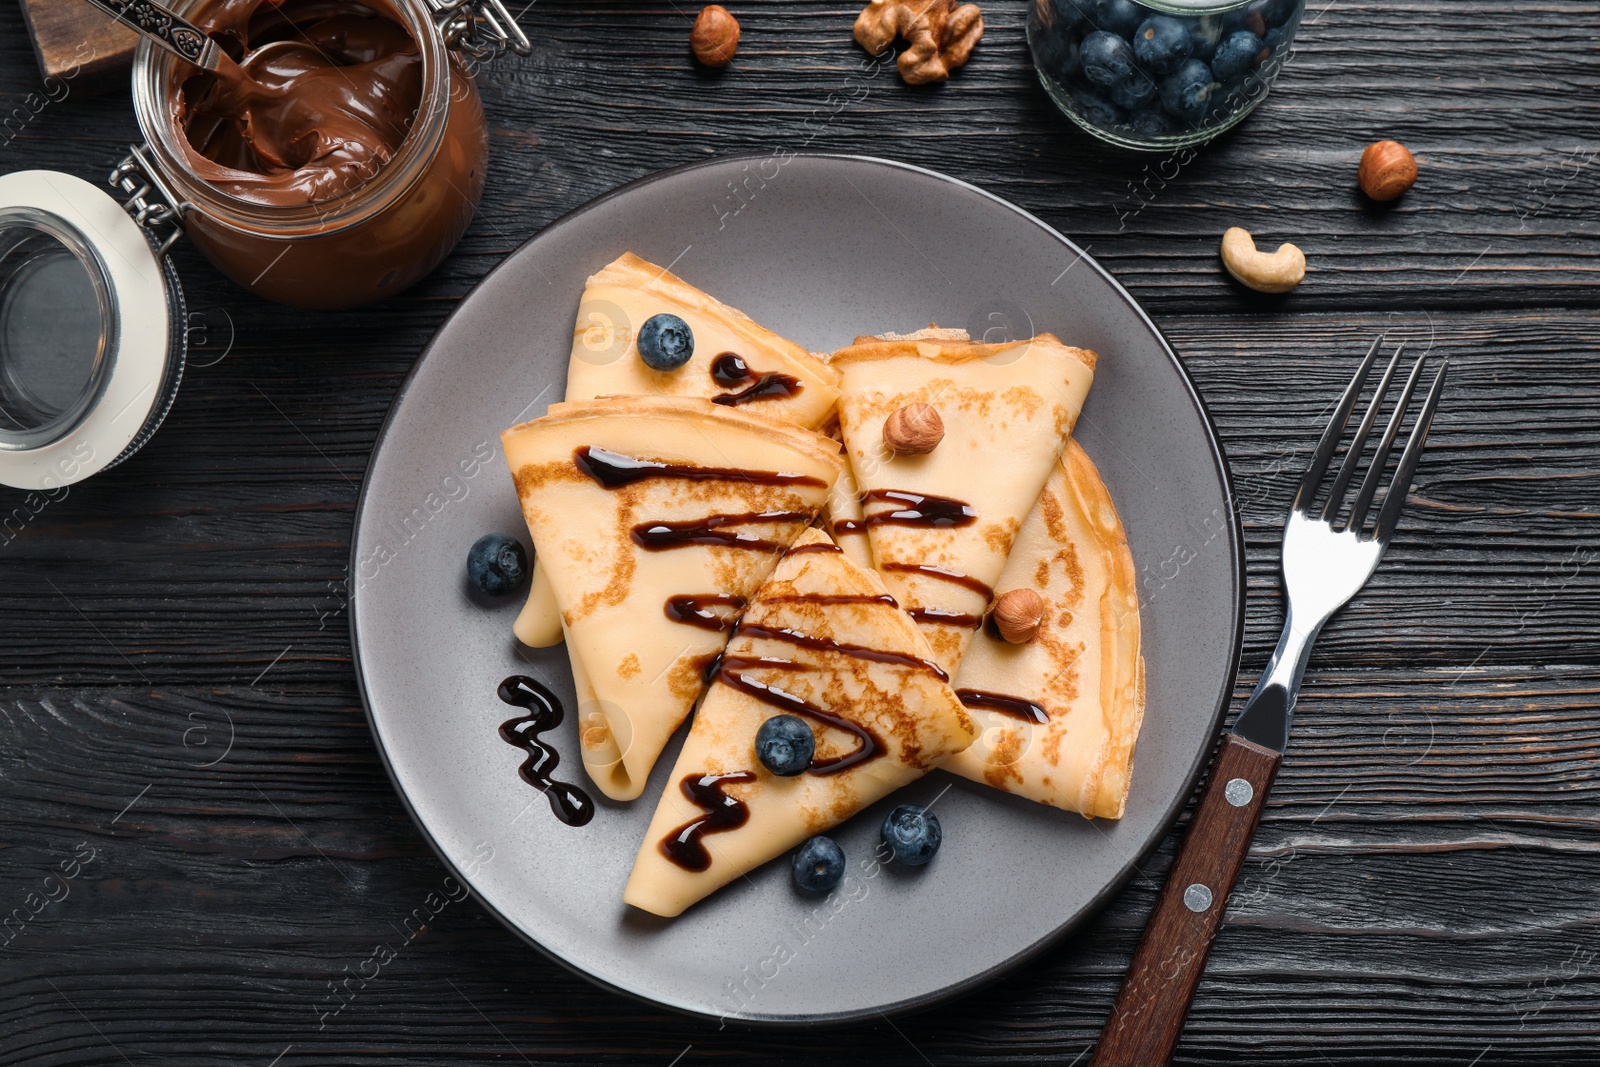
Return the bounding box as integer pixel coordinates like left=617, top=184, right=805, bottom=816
left=1220, top=226, right=1306, bottom=293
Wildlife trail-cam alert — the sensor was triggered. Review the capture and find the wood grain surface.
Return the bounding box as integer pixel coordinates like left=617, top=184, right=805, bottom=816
left=2, top=0, right=1599, bottom=1063
left=15, top=0, right=137, bottom=96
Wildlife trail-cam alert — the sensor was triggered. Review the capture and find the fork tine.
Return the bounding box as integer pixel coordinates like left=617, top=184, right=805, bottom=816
left=1347, top=351, right=1428, bottom=531
left=1293, top=335, right=1385, bottom=513
left=1320, top=341, right=1406, bottom=524
left=1373, top=360, right=1449, bottom=542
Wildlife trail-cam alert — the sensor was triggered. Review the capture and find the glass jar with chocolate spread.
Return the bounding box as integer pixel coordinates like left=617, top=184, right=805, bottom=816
left=0, top=1, right=525, bottom=488
left=124, top=0, right=518, bottom=309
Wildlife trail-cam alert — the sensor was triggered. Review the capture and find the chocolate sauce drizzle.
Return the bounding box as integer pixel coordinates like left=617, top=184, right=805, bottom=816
left=714, top=374, right=804, bottom=407
left=906, top=607, right=984, bottom=629
left=831, top=518, right=865, bottom=537
left=664, top=593, right=747, bottom=632
left=764, top=591, right=898, bottom=607
left=859, top=488, right=977, bottom=528
left=660, top=771, right=755, bottom=872
left=879, top=562, right=991, bottom=630
left=496, top=676, right=595, bottom=827
left=632, top=510, right=814, bottom=552
left=716, top=659, right=882, bottom=776
left=957, top=687, right=1050, bottom=725
left=880, top=561, right=995, bottom=599
left=737, top=621, right=948, bottom=681
left=785, top=540, right=844, bottom=556
left=710, top=352, right=751, bottom=387
left=721, top=654, right=805, bottom=672
left=574, top=446, right=827, bottom=490
left=708, top=352, right=804, bottom=406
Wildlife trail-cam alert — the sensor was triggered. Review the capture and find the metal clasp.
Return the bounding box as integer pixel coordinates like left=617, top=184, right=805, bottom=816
left=109, top=144, right=187, bottom=256
left=428, top=0, right=532, bottom=59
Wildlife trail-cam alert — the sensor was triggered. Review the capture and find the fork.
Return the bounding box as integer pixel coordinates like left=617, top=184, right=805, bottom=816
left=1089, top=337, right=1449, bottom=1067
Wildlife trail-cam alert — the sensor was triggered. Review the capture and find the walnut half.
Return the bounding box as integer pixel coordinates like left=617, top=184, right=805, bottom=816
left=855, top=0, right=984, bottom=86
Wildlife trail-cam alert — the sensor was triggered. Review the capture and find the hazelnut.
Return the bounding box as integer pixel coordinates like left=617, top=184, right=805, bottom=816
left=882, top=402, right=944, bottom=455
left=1358, top=140, right=1417, bottom=202
left=991, top=589, right=1045, bottom=644
left=691, top=5, right=740, bottom=67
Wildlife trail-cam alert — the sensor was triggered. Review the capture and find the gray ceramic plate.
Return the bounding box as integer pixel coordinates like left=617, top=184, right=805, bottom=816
left=351, top=154, right=1243, bottom=1025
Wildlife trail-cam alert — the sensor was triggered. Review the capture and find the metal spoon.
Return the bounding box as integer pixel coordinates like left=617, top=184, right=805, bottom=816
left=79, top=0, right=234, bottom=73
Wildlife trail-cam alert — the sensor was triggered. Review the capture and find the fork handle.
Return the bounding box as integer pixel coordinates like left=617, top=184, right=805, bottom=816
left=1090, top=733, right=1282, bottom=1067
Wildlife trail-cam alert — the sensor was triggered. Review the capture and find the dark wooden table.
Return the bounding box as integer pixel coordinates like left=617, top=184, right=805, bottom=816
left=4, top=1, right=1598, bottom=1063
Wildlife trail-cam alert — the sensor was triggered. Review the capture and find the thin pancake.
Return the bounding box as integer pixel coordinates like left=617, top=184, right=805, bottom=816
left=831, top=332, right=1096, bottom=674
left=501, top=396, right=844, bottom=801
left=515, top=252, right=841, bottom=648
left=944, top=440, right=1144, bottom=819
left=624, top=528, right=976, bottom=917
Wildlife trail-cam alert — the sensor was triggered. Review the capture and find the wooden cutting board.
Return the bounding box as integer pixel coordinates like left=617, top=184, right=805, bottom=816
left=17, top=0, right=139, bottom=96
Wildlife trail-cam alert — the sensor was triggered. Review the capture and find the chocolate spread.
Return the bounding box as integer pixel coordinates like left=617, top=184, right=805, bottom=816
left=174, top=0, right=423, bottom=205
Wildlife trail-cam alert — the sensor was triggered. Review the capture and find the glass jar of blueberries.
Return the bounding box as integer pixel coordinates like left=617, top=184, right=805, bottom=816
left=1029, top=0, right=1304, bottom=150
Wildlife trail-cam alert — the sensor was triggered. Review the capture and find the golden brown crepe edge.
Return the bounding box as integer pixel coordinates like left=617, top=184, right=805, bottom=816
left=1060, top=439, right=1145, bottom=820
left=829, top=331, right=1099, bottom=373
left=501, top=394, right=846, bottom=479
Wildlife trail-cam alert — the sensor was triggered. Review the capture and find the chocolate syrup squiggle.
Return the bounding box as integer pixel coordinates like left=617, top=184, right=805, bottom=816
left=715, top=661, right=883, bottom=776
left=496, top=676, right=595, bottom=827
left=956, top=687, right=1049, bottom=725
left=632, top=511, right=814, bottom=552
left=574, top=446, right=826, bottom=489
left=660, top=771, right=755, bottom=872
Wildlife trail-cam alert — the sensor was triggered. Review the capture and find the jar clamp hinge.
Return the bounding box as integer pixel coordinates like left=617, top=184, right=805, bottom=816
left=429, top=0, right=532, bottom=59
left=109, top=145, right=189, bottom=256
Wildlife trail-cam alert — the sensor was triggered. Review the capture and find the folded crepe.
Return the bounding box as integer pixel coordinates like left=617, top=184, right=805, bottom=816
left=830, top=332, right=1097, bottom=674
left=944, top=441, right=1144, bottom=819
left=824, top=450, right=874, bottom=571
left=514, top=252, right=841, bottom=649
left=566, top=251, right=840, bottom=423
left=501, top=397, right=844, bottom=801
left=624, top=528, right=977, bottom=917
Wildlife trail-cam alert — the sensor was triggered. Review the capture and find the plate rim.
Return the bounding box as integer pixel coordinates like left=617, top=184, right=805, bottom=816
left=349, top=151, right=1246, bottom=1027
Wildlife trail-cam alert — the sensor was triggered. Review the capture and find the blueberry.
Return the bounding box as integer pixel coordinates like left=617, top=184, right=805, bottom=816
left=756, top=714, right=815, bottom=776
left=1080, top=31, right=1138, bottom=87
left=1047, top=0, right=1089, bottom=32
left=636, top=313, right=694, bottom=371
left=1129, top=106, right=1173, bottom=135
left=1132, top=16, right=1191, bottom=75
left=1109, top=70, right=1158, bottom=110
left=1069, top=88, right=1123, bottom=128
left=1159, top=58, right=1216, bottom=123
left=881, top=804, right=942, bottom=866
left=1252, top=0, right=1298, bottom=27
left=1223, top=8, right=1266, bottom=36
left=467, top=533, right=528, bottom=596
left=1187, top=15, right=1222, bottom=60
left=1211, top=30, right=1264, bottom=81
left=1034, top=26, right=1082, bottom=82
left=1084, top=0, right=1145, bottom=37
left=1263, top=27, right=1286, bottom=53
left=792, top=835, right=845, bottom=892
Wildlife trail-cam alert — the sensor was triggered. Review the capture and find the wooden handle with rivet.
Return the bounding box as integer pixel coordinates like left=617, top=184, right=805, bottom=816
left=1090, top=733, right=1283, bottom=1067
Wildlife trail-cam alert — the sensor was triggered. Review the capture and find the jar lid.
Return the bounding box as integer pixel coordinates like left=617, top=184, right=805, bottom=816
left=0, top=170, right=185, bottom=490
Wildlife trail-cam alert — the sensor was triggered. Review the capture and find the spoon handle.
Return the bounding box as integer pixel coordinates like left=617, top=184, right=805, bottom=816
left=79, top=0, right=227, bottom=72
